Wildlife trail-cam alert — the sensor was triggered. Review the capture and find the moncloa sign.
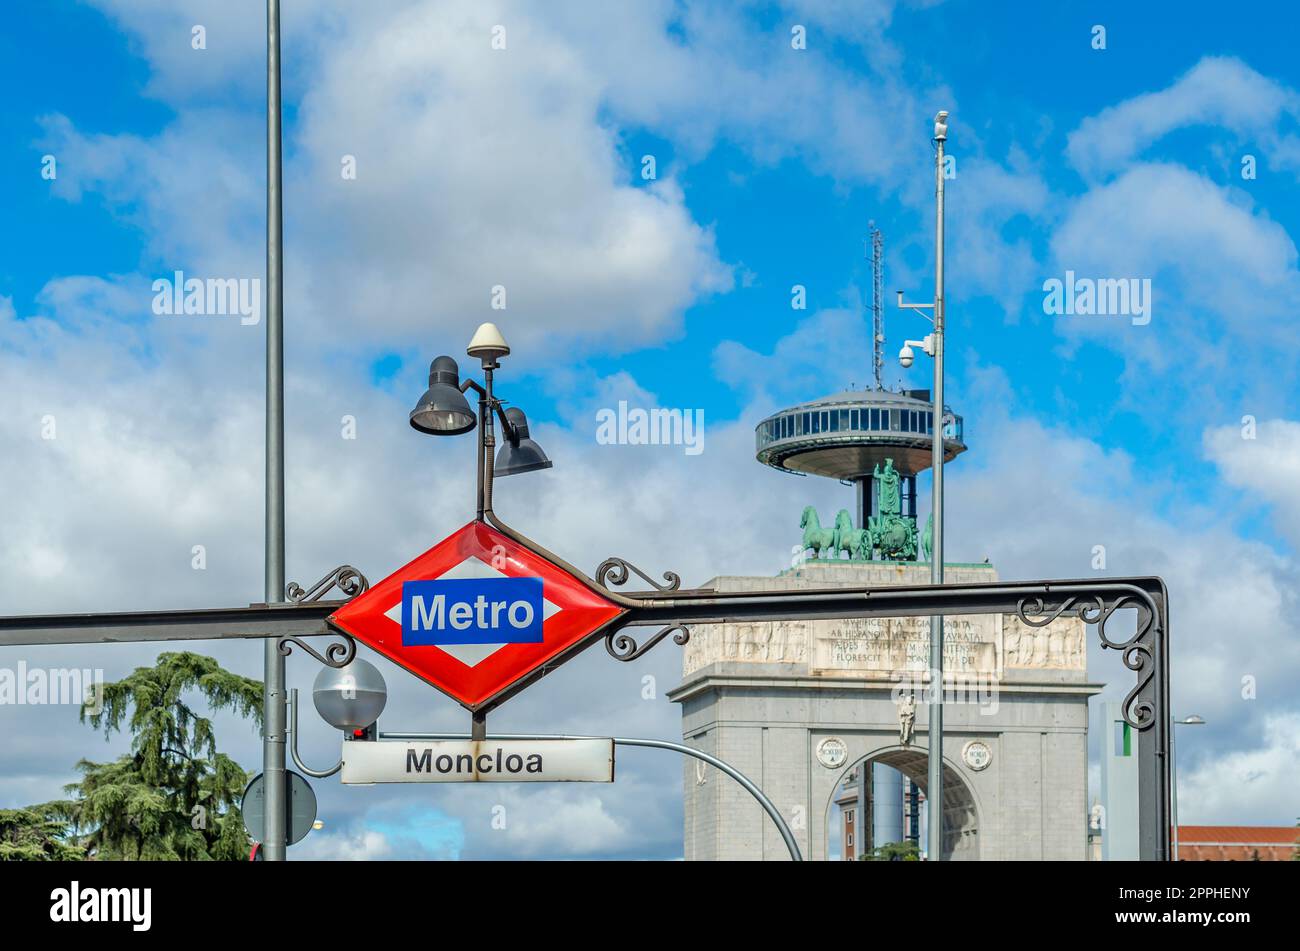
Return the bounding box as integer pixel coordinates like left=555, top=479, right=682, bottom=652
left=341, top=739, right=615, bottom=784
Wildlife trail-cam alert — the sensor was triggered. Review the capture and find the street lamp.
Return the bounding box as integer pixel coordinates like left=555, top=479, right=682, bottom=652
left=312, top=658, right=389, bottom=732
left=896, top=108, right=949, bottom=862
left=1170, top=714, right=1206, bottom=861
left=495, top=407, right=553, bottom=476
left=410, top=356, right=477, bottom=435
left=411, top=322, right=552, bottom=519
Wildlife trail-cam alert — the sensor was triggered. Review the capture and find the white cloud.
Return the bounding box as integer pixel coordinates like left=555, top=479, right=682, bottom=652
left=1178, top=712, right=1300, bottom=826
left=294, top=829, right=396, bottom=861
left=1204, top=418, right=1300, bottom=547
left=1066, top=56, right=1300, bottom=181
left=54, top=0, right=961, bottom=361
left=1046, top=163, right=1300, bottom=385
left=462, top=788, right=631, bottom=859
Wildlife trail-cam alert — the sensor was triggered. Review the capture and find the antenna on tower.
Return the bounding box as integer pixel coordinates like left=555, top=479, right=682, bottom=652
left=870, top=223, right=885, bottom=390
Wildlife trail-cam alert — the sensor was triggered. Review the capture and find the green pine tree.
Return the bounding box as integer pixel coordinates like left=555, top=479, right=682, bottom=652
left=0, top=805, right=85, bottom=861
left=55, top=652, right=263, bottom=860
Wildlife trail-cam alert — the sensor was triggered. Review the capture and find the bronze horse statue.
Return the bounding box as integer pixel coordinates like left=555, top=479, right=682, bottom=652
left=799, top=506, right=836, bottom=559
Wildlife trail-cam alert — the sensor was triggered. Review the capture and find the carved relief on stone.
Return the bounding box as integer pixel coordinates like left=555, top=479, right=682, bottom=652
left=1001, top=614, right=1086, bottom=669
left=682, top=619, right=808, bottom=675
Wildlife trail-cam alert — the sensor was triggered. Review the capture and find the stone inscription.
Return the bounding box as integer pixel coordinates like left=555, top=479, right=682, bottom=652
left=812, top=614, right=999, bottom=677
left=682, top=612, right=1086, bottom=679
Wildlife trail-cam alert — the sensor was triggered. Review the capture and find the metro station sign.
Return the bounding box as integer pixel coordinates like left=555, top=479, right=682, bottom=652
left=327, top=521, right=626, bottom=711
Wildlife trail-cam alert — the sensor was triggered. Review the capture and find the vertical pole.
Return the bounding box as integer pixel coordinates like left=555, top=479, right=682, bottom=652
left=855, top=477, right=872, bottom=540
left=1136, top=598, right=1170, bottom=860
left=475, top=395, right=486, bottom=521
left=481, top=365, right=497, bottom=515
left=927, top=111, right=947, bottom=862
left=855, top=765, right=867, bottom=859
left=1170, top=717, right=1179, bottom=860
left=262, top=0, right=288, bottom=863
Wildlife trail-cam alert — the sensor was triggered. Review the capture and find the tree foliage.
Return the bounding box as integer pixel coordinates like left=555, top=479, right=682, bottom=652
left=0, top=805, right=85, bottom=861
left=862, top=839, right=923, bottom=861
left=52, top=652, right=263, bottom=861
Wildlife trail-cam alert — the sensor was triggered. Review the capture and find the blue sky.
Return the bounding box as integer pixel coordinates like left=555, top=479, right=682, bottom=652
left=2, top=0, right=1299, bottom=858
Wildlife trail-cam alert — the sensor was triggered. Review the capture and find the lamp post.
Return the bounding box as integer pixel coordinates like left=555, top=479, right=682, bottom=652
left=1170, top=714, right=1206, bottom=861
left=409, top=322, right=552, bottom=739
left=897, top=109, right=949, bottom=861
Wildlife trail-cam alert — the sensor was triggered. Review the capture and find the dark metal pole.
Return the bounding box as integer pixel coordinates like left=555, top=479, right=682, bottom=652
left=262, top=0, right=288, bottom=863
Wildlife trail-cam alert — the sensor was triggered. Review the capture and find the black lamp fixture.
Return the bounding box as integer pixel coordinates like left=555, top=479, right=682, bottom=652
left=495, top=406, right=552, bottom=477
left=409, top=355, right=476, bottom=435
left=410, top=323, right=552, bottom=514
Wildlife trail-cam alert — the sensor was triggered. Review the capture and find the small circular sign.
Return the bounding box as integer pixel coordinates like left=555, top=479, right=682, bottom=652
left=962, top=740, right=992, bottom=771
left=816, top=737, right=848, bottom=769
left=241, top=771, right=318, bottom=845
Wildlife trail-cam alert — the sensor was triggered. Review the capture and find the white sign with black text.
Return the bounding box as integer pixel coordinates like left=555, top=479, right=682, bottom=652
left=341, top=739, right=615, bottom=783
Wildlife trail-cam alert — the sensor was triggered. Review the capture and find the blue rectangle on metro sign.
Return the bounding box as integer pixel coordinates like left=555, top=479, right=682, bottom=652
left=401, top=576, right=544, bottom=646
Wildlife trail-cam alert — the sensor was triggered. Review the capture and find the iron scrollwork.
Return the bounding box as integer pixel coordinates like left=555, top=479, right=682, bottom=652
left=606, top=624, right=691, bottom=662
left=595, top=556, right=681, bottom=592
left=286, top=565, right=370, bottom=603
left=1017, top=591, right=1157, bottom=731
left=277, top=632, right=358, bottom=669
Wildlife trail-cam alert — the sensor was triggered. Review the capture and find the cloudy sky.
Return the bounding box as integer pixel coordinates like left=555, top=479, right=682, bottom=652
left=1, top=0, right=1298, bottom=859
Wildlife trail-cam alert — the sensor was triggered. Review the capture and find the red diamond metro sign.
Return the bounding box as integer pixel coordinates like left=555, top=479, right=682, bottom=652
left=328, top=522, right=626, bottom=712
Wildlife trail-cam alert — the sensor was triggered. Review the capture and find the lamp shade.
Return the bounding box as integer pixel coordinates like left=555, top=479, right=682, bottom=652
left=410, top=356, right=476, bottom=435
left=312, top=658, right=387, bottom=732
left=495, top=407, right=552, bottom=476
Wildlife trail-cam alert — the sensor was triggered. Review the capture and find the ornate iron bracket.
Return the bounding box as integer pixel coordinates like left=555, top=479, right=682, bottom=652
left=595, top=556, right=681, bottom=592
left=277, top=632, right=358, bottom=669
left=286, top=565, right=370, bottom=603
left=606, top=624, right=690, bottom=661
left=1016, top=591, right=1156, bottom=731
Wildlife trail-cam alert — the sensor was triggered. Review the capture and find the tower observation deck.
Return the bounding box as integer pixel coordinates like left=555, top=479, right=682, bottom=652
left=755, top=389, right=966, bottom=542
left=754, top=227, right=967, bottom=561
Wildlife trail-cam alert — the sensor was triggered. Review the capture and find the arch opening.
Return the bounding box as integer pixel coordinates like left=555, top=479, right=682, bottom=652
left=825, top=747, right=980, bottom=861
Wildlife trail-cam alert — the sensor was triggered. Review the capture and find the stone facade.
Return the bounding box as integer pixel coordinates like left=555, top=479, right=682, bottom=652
left=668, top=560, right=1100, bottom=860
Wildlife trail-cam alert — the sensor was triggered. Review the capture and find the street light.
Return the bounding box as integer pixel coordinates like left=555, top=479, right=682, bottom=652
left=312, top=658, right=389, bottom=732
left=495, top=407, right=553, bottom=476
left=409, top=356, right=476, bottom=435
left=411, top=322, right=552, bottom=518
left=1170, top=714, right=1206, bottom=861
left=896, top=108, right=949, bottom=862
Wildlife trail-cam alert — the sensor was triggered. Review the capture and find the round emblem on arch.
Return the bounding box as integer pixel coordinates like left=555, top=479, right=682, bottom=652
left=816, top=737, right=848, bottom=769
left=962, top=740, right=992, bottom=771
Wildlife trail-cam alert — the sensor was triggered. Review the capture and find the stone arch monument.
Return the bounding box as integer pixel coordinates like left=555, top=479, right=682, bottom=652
left=669, top=558, right=1098, bottom=861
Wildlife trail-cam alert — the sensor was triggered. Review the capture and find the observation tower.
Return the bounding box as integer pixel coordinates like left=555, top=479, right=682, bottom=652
left=754, top=227, right=966, bottom=560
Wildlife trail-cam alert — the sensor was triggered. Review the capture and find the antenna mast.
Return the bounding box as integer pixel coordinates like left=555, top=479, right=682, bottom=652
left=870, top=223, right=884, bottom=390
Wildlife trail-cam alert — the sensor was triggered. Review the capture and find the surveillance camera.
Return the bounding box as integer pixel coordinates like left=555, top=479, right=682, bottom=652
left=899, top=345, right=914, bottom=368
